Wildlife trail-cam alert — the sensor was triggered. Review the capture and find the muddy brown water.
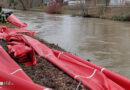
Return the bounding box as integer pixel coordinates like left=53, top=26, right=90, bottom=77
left=5, top=9, right=130, bottom=78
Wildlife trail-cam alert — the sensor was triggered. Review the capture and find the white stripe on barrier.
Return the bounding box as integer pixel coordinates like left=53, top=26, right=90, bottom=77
left=10, top=69, right=22, bottom=75
left=44, top=53, right=53, bottom=58
left=58, top=52, right=63, bottom=59
left=101, top=68, right=105, bottom=72
left=74, top=69, right=97, bottom=79
left=44, top=88, right=52, bottom=90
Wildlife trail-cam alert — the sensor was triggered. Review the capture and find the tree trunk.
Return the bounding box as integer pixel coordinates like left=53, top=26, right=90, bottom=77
left=80, top=0, right=88, bottom=17
left=29, top=0, right=34, bottom=8
left=106, top=0, right=110, bottom=6
left=18, top=0, right=27, bottom=10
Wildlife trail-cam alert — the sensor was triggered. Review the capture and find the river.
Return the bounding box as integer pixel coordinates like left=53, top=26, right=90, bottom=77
left=7, top=9, right=130, bottom=78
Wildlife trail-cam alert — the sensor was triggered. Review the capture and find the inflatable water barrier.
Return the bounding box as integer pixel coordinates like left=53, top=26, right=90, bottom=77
left=2, top=33, right=129, bottom=90
left=0, top=46, right=50, bottom=90
left=0, top=15, right=130, bottom=89
left=7, top=14, right=27, bottom=28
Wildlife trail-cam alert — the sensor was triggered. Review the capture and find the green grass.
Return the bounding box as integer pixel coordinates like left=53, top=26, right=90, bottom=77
left=31, top=5, right=46, bottom=11
left=63, top=9, right=81, bottom=15
left=112, top=13, right=130, bottom=21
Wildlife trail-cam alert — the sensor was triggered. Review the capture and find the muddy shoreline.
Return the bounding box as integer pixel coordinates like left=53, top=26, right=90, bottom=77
left=0, top=34, right=89, bottom=90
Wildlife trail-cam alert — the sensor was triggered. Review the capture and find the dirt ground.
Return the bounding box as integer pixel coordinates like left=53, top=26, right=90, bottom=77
left=0, top=34, right=89, bottom=90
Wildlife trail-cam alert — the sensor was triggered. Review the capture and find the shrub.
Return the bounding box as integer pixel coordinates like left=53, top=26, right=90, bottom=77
left=112, top=13, right=130, bottom=21
left=45, top=1, right=62, bottom=14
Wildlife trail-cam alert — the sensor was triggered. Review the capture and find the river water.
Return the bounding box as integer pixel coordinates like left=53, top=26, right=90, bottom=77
left=8, top=9, right=130, bottom=78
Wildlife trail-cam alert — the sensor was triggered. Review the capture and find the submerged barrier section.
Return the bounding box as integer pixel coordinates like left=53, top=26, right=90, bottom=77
left=0, top=14, right=130, bottom=90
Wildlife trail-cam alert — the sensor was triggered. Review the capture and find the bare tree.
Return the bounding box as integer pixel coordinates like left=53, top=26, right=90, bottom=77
left=18, top=0, right=34, bottom=10
left=28, top=0, right=34, bottom=8
left=18, top=0, right=27, bottom=10
left=80, top=0, right=88, bottom=16
left=106, top=0, right=110, bottom=6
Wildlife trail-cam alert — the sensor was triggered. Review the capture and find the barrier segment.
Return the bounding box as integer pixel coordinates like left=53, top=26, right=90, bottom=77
left=0, top=46, right=49, bottom=90
left=7, top=14, right=27, bottom=28
left=7, top=41, right=37, bottom=65
left=52, top=50, right=126, bottom=90
left=0, top=26, right=36, bottom=65
left=62, top=52, right=130, bottom=89
left=0, top=26, right=35, bottom=39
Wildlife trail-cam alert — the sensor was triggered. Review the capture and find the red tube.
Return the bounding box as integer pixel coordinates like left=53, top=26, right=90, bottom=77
left=0, top=46, right=47, bottom=90
left=7, top=14, right=27, bottom=28
left=62, top=51, right=130, bottom=89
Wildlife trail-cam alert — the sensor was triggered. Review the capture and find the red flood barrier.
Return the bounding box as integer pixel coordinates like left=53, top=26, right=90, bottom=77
left=7, top=41, right=37, bottom=65
left=0, top=25, right=129, bottom=89
left=0, top=26, right=35, bottom=39
left=17, top=34, right=130, bottom=90
left=53, top=50, right=130, bottom=90
left=62, top=52, right=130, bottom=89
left=7, top=14, right=27, bottom=28
left=0, top=46, right=51, bottom=90
left=0, top=26, right=36, bottom=65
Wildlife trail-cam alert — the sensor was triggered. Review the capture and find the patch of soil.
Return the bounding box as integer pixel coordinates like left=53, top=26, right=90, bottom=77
left=21, top=55, right=88, bottom=90
left=0, top=35, right=89, bottom=90
left=0, top=22, right=16, bottom=28
left=0, top=39, right=8, bottom=51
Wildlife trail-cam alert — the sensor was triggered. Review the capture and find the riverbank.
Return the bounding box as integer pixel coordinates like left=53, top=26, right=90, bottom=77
left=0, top=24, right=88, bottom=90
left=1, top=0, right=130, bottom=21
left=29, top=5, right=130, bottom=21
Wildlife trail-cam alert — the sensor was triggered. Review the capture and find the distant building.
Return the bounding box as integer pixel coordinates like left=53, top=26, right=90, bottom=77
left=109, top=0, right=130, bottom=6
left=42, top=0, right=53, bottom=5
left=42, top=0, right=130, bottom=6
left=68, top=0, right=80, bottom=5
left=96, top=0, right=130, bottom=6
left=109, top=0, right=124, bottom=5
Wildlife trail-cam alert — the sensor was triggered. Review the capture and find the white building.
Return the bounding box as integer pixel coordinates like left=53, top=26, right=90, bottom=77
left=109, top=0, right=130, bottom=5
left=68, top=0, right=80, bottom=5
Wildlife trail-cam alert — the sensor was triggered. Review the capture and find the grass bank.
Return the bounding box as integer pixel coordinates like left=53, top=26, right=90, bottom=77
left=29, top=5, right=82, bottom=16
left=29, top=5, right=46, bottom=12
left=7, top=4, right=130, bottom=21
left=87, top=6, right=130, bottom=21
left=63, top=5, right=130, bottom=21
left=112, top=13, right=130, bottom=21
